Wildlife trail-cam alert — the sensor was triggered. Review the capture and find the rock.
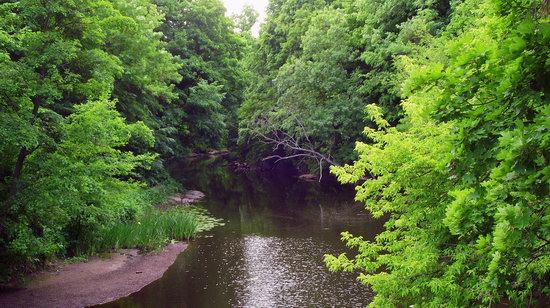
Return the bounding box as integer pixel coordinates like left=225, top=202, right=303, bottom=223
left=207, top=149, right=230, bottom=157
left=169, top=196, right=183, bottom=203
left=184, top=190, right=205, bottom=200
left=231, top=161, right=252, bottom=172
left=166, top=190, right=205, bottom=206
left=298, top=173, right=318, bottom=181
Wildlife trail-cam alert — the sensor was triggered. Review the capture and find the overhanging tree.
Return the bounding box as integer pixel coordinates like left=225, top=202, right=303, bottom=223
left=326, top=0, right=549, bottom=305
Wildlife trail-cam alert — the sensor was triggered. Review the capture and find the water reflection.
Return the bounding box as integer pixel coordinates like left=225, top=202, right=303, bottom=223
left=235, top=235, right=368, bottom=307
left=240, top=236, right=285, bottom=307
left=100, top=158, right=384, bottom=307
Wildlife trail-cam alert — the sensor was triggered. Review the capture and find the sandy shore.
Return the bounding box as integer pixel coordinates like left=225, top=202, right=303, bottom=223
left=0, top=242, right=187, bottom=308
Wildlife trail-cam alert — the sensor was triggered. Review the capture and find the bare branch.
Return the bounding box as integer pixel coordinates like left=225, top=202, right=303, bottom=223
left=252, top=116, right=340, bottom=181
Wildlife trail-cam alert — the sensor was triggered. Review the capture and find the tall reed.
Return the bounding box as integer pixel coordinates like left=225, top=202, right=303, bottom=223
left=100, top=208, right=199, bottom=251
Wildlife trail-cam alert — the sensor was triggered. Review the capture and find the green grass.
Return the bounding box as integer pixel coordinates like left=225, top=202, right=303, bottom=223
left=100, top=208, right=203, bottom=251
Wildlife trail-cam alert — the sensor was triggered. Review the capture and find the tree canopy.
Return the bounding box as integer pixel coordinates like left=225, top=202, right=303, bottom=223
left=325, top=0, right=549, bottom=305
left=237, top=0, right=549, bottom=305
left=0, top=0, right=548, bottom=305
left=0, top=0, right=249, bottom=280
left=239, top=0, right=453, bottom=167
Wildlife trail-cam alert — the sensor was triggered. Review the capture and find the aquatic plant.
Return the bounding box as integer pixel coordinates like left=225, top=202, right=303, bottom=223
left=99, top=207, right=222, bottom=251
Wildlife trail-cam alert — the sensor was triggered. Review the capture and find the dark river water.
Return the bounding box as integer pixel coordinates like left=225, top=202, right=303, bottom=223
left=101, top=157, right=384, bottom=307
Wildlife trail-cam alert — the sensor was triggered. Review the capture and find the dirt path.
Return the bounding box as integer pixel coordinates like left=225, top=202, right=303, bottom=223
left=0, top=242, right=187, bottom=308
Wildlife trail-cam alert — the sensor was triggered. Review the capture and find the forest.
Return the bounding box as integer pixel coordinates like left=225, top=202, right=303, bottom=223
left=0, top=0, right=548, bottom=306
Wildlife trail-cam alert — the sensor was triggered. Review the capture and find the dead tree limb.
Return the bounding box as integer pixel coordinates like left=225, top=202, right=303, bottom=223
left=252, top=116, right=339, bottom=182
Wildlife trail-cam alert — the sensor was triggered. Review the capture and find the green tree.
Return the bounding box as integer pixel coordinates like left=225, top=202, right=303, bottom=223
left=0, top=0, right=179, bottom=199
left=242, top=8, right=365, bottom=165
left=239, top=0, right=452, bottom=169
left=0, top=0, right=178, bottom=279
left=154, top=0, right=246, bottom=154
left=232, top=4, right=259, bottom=34
left=2, top=99, right=155, bottom=277
left=108, top=0, right=181, bottom=125
left=326, top=0, right=549, bottom=305
left=238, top=0, right=351, bottom=165
left=343, top=0, right=451, bottom=123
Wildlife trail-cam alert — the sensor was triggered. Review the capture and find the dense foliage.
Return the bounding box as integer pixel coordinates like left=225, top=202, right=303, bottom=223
left=0, top=0, right=250, bottom=281
left=325, top=0, right=549, bottom=305
left=239, top=0, right=452, bottom=165
left=237, top=0, right=548, bottom=303
left=1, top=0, right=548, bottom=304
left=153, top=0, right=247, bottom=154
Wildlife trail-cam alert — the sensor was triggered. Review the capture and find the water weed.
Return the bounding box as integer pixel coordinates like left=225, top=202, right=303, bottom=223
left=100, top=207, right=222, bottom=251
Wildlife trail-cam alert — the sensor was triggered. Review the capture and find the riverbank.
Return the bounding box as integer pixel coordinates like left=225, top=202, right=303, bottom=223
left=0, top=242, right=187, bottom=308
left=99, top=157, right=381, bottom=307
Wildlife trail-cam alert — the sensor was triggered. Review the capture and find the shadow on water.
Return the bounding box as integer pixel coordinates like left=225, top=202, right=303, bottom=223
left=100, top=157, right=384, bottom=308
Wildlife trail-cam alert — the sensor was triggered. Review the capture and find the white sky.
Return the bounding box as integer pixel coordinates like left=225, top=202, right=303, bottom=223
left=221, top=0, right=268, bottom=36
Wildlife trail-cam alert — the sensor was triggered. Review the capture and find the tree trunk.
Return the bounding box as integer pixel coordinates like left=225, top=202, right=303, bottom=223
left=9, top=96, right=41, bottom=199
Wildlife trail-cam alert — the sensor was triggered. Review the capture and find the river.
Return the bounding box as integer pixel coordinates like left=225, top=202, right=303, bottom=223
left=100, top=157, right=384, bottom=307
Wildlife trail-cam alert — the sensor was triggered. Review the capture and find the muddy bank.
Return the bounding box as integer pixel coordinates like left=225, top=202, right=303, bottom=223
left=0, top=242, right=187, bottom=308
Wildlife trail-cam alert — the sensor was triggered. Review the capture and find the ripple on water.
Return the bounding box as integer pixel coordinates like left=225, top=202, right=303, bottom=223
left=218, top=235, right=370, bottom=308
